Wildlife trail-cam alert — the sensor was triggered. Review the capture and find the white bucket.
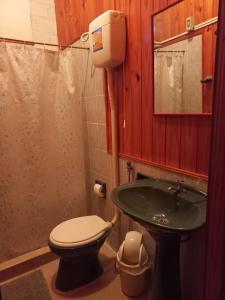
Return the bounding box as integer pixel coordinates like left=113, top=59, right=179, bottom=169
left=116, top=242, right=151, bottom=297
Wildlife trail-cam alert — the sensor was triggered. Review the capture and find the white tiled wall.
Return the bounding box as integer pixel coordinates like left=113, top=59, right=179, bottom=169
left=30, top=0, right=58, bottom=44
left=0, top=0, right=57, bottom=44
left=0, top=0, right=32, bottom=40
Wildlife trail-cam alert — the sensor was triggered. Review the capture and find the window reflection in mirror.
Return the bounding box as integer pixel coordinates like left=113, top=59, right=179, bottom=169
left=153, top=0, right=218, bottom=114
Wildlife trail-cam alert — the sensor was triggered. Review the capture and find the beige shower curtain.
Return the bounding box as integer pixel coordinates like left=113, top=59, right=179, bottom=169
left=0, top=43, right=87, bottom=262
left=154, top=52, right=184, bottom=113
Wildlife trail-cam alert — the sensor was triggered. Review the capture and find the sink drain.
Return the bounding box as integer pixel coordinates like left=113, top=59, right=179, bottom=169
left=152, top=214, right=169, bottom=225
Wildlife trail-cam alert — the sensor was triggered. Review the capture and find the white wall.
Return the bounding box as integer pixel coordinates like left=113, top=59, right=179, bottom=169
left=0, top=0, right=32, bottom=40
left=0, top=0, right=57, bottom=44
left=30, top=0, right=58, bottom=44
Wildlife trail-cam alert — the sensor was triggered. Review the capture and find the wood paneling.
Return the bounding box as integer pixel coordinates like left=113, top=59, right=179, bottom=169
left=196, top=117, right=212, bottom=175
left=152, top=117, right=167, bottom=164
left=203, top=24, right=217, bottom=113
left=55, top=0, right=84, bottom=45
left=205, top=0, right=225, bottom=298
left=121, top=0, right=142, bottom=158
left=154, top=0, right=218, bottom=42
left=141, top=0, right=154, bottom=162
left=153, top=0, right=168, bottom=13
left=54, top=0, right=218, bottom=179
left=180, top=117, right=198, bottom=172
left=55, top=0, right=115, bottom=45
left=165, top=116, right=181, bottom=167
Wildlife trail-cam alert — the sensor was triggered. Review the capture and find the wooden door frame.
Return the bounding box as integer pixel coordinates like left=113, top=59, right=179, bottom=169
left=204, top=0, right=225, bottom=299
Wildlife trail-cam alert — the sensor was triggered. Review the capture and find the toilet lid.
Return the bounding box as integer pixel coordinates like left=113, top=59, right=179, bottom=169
left=49, top=215, right=112, bottom=248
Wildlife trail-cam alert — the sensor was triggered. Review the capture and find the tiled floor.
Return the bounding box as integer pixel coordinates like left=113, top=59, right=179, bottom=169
left=2, top=244, right=151, bottom=300
left=42, top=244, right=151, bottom=300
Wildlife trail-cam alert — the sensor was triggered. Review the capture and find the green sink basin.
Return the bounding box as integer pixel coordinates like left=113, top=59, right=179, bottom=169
left=112, top=178, right=206, bottom=233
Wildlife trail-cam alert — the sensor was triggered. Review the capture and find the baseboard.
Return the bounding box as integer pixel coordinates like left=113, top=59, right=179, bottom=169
left=0, top=246, right=57, bottom=283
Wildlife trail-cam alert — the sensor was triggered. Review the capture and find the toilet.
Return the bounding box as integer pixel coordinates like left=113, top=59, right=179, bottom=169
left=48, top=10, right=125, bottom=292
left=49, top=215, right=112, bottom=292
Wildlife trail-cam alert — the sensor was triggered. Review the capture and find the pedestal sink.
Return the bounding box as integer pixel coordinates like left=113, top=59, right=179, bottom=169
left=112, top=178, right=206, bottom=300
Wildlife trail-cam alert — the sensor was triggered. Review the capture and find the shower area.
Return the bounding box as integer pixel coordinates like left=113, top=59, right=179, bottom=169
left=0, top=37, right=108, bottom=263
left=154, top=34, right=203, bottom=113
left=154, top=50, right=185, bottom=112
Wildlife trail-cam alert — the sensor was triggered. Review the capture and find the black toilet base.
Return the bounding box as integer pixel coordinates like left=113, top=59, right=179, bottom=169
left=55, top=252, right=103, bottom=292
left=49, top=231, right=110, bottom=292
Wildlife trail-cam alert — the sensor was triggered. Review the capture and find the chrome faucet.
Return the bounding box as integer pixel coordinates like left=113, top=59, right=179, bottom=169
left=168, top=180, right=186, bottom=193
left=168, top=181, right=186, bottom=209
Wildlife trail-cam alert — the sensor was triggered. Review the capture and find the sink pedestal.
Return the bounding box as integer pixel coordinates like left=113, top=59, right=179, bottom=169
left=150, top=231, right=181, bottom=300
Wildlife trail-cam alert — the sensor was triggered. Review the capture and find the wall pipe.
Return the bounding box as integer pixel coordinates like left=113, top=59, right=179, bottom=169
left=107, top=69, right=120, bottom=225
left=79, top=31, right=120, bottom=227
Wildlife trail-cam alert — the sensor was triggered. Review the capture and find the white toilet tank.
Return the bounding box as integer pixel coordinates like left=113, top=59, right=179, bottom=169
left=89, top=10, right=126, bottom=68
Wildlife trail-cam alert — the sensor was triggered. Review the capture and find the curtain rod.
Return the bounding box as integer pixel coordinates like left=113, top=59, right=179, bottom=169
left=154, top=16, right=218, bottom=46
left=154, top=50, right=185, bottom=52
left=0, top=37, right=90, bottom=50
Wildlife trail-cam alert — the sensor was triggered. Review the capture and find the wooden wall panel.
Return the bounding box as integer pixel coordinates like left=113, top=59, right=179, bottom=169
left=180, top=118, right=198, bottom=172
left=203, top=24, right=217, bottom=113
left=192, top=0, right=205, bottom=25
left=168, top=0, right=181, bottom=5
left=196, top=117, right=212, bottom=175
left=152, top=117, right=166, bottom=164
left=120, top=0, right=142, bottom=158
left=204, top=0, right=219, bottom=20
left=165, top=117, right=181, bottom=168
left=55, top=0, right=115, bottom=45
left=55, top=0, right=85, bottom=45
left=153, top=0, right=168, bottom=13
left=154, top=0, right=218, bottom=42
left=54, top=0, right=218, bottom=179
left=141, top=0, right=154, bottom=162
left=82, top=0, right=115, bottom=34
left=205, top=1, right=225, bottom=297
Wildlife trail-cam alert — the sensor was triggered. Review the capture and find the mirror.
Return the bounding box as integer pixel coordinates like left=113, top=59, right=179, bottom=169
left=153, top=0, right=217, bottom=114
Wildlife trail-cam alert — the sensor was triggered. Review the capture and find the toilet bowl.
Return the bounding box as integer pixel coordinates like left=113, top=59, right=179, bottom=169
left=49, top=215, right=112, bottom=292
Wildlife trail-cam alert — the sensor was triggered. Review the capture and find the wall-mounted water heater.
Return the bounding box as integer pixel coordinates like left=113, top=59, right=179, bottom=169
left=89, top=10, right=126, bottom=68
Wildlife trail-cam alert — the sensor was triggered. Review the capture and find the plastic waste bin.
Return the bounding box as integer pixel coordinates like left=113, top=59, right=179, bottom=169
left=116, top=231, right=151, bottom=297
